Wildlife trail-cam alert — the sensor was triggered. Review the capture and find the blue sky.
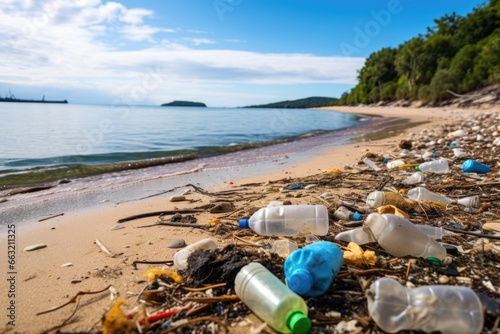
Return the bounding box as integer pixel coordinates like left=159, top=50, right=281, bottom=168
left=0, top=0, right=485, bottom=107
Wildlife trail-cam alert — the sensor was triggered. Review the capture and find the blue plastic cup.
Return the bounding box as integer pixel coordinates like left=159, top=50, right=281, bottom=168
left=462, top=159, right=490, bottom=174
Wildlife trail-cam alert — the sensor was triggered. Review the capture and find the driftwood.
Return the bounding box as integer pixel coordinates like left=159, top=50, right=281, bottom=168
left=118, top=209, right=203, bottom=223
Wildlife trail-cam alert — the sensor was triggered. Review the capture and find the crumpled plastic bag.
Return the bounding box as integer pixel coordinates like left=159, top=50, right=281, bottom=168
left=343, top=242, right=377, bottom=266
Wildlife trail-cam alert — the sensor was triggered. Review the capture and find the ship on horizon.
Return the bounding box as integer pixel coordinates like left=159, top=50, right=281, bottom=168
left=0, top=91, right=68, bottom=104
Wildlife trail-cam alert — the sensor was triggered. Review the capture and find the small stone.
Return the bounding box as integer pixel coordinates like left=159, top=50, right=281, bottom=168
left=61, top=263, right=73, bottom=267
left=111, top=225, right=125, bottom=231
left=168, top=239, right=186, bottom=248
left=438, top=275, right=450, bottom=284
left=304, top=184, right=317, bottom=190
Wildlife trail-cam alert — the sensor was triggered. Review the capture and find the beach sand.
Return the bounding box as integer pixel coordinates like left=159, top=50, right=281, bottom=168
left=1, top=105, right=496, bottom=333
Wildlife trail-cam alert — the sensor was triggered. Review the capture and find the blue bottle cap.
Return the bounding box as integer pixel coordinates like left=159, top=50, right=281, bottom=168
left=288, top=269, right=313, bottom=295
left=450, top=142, right=456, bottom=147
left=352, top=212, right=363, bottom=221
left=383, top=158, right=389, bottom=163
left=286, top=311, right=312, bottom=334
left=238, top=219, right=249, bottom=228
left=431, top=152, right=438, bottom=158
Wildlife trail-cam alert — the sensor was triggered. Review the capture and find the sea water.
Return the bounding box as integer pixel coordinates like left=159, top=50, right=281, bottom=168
left=0, top=103, right=362, bottom=187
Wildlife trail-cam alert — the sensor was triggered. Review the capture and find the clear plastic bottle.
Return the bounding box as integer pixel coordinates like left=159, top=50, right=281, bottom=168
left=334, top=225, right=376, bottom=244
left=333, top=206, right=363, bottom=221
left=363, top=157, right=381, bottom=171
left=335, top=224, right=451, bottom=244
left=173, top=238, right=217, bottom=271
left=366, top=191, right=416, bottom=211
left=407, top=187, right=453, bottom=205
left=367, top=277, right=483, bottom=334
left=365, top=213, right=447, bottom=260
left=401, top=171, right=425, bottom=185
left=284, top=241, right=343, bottom=297
left=235, top=262, right=311, bottom=334
left=456, top=195, right=481, bottom=208
left=239, top=205, right=329, bottom=236
left=417, top=158, right=450, bottom=173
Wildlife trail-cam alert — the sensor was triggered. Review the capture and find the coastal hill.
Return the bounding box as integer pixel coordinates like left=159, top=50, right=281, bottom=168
left=334, top=0, right=500, bottom=106
left=243, top=96, right=338, bottom=109
left=161, top=100, right=207, bottom=107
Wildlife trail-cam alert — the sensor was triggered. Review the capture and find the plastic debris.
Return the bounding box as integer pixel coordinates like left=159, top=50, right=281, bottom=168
left=343, top=242, right=377, bottom=266
left=143, top=269, right=182, bottom=284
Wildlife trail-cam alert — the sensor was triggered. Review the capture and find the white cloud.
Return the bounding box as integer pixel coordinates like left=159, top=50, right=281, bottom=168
left=0, top=0, right=364, bottom=106
left=186, top=38, right=216, bottom=46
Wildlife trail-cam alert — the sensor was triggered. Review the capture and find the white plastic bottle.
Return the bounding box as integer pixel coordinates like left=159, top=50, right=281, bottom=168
left=417, top=158, right=450, bottom=173
left=367, top=277, right=483, bottom=334
left=401, top=171, right=425, bottom=185
left=235, top=262, right=311, bottom=334
left=335, top=224, right=451, bottom=244
left=239, top=205, right=329, bottom=236
left=407, top=187, right=454, bottom=205
left=173, top=238, right=217, bottom=271
left=365, top=213, right=446, bottom=260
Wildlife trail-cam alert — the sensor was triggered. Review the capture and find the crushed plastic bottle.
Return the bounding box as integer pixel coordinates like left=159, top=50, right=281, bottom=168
left=407, top=187, right=454, bottom=205
left=239, top=205, right=329, bottom=236
left=401, top=171, right=425, bottom=185
left=366, top=191, right=416, bottom=211
left=416, top=158, right=450, bottom=173
left=284, top=241, right=343, bottom=297
left=173, top=238, right=217, bottom=271
left=335, top=213, right=447, bottom=260
left=333, top=206, right=363, bottom=221
left=235, top=262, right=311, bottom=334
left=367, top=277, right=483, bottom=334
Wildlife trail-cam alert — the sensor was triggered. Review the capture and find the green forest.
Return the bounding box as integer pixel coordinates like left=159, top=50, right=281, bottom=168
left=335, top=0, right=500, bottom=105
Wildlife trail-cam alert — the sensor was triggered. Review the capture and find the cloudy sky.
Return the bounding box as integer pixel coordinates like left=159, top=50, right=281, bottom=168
left=0, top=0, right=483, bottom=107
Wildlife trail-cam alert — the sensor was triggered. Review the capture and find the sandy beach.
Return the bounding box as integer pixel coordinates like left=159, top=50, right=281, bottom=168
left=1, top=105, right=498, bottom=334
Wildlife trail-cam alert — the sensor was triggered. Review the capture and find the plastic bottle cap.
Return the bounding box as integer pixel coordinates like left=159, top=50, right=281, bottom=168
left=286, top=311, right=312, bottom=334
left=352, top=212, right=363, bottom=221
left=238, top=219, right=249, bottom=228
left=426, top=257, right=442, bottom=265
left=288, top=269, right=313, bottom=295
left=414, top=166, right=420, bottom=171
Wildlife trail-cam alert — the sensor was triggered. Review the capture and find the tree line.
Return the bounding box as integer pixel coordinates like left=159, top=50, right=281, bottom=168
left=335, top=0, right=500, bottom=105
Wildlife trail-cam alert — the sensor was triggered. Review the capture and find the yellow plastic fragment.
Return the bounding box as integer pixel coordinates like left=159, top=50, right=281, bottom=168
left=323, top=169, right=343, bottom=174
left=399, top=188, right=406, bottom=194
left=207, top=218, right=221, bottom=226
left=144, top=269, right=182, bottom=284
left=102, top=298, right=136, bottom=334
left=377, top=205, right=410, bottom=219
left=343, top=242, right=377, bottom=267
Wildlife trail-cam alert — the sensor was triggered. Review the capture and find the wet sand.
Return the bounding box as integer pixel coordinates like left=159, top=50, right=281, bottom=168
left=0, top=105, right=495, bottom=333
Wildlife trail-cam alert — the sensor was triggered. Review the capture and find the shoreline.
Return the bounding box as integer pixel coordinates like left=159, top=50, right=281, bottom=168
left=1, top=105, right=497, bottom=333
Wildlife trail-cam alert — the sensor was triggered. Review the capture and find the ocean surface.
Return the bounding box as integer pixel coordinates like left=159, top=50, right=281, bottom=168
left=0, top=103, right=365, bottom=188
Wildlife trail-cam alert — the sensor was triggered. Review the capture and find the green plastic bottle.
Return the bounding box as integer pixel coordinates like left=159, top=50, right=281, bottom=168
left=235, top=262, right=311, bottom=334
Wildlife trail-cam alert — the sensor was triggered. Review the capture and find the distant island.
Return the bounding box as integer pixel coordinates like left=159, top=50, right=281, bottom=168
left=242, top=96, right=338, bottom=109
left=161, top=100, right=207, bottom=107
left=0, top=92, right=68, bottom=104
